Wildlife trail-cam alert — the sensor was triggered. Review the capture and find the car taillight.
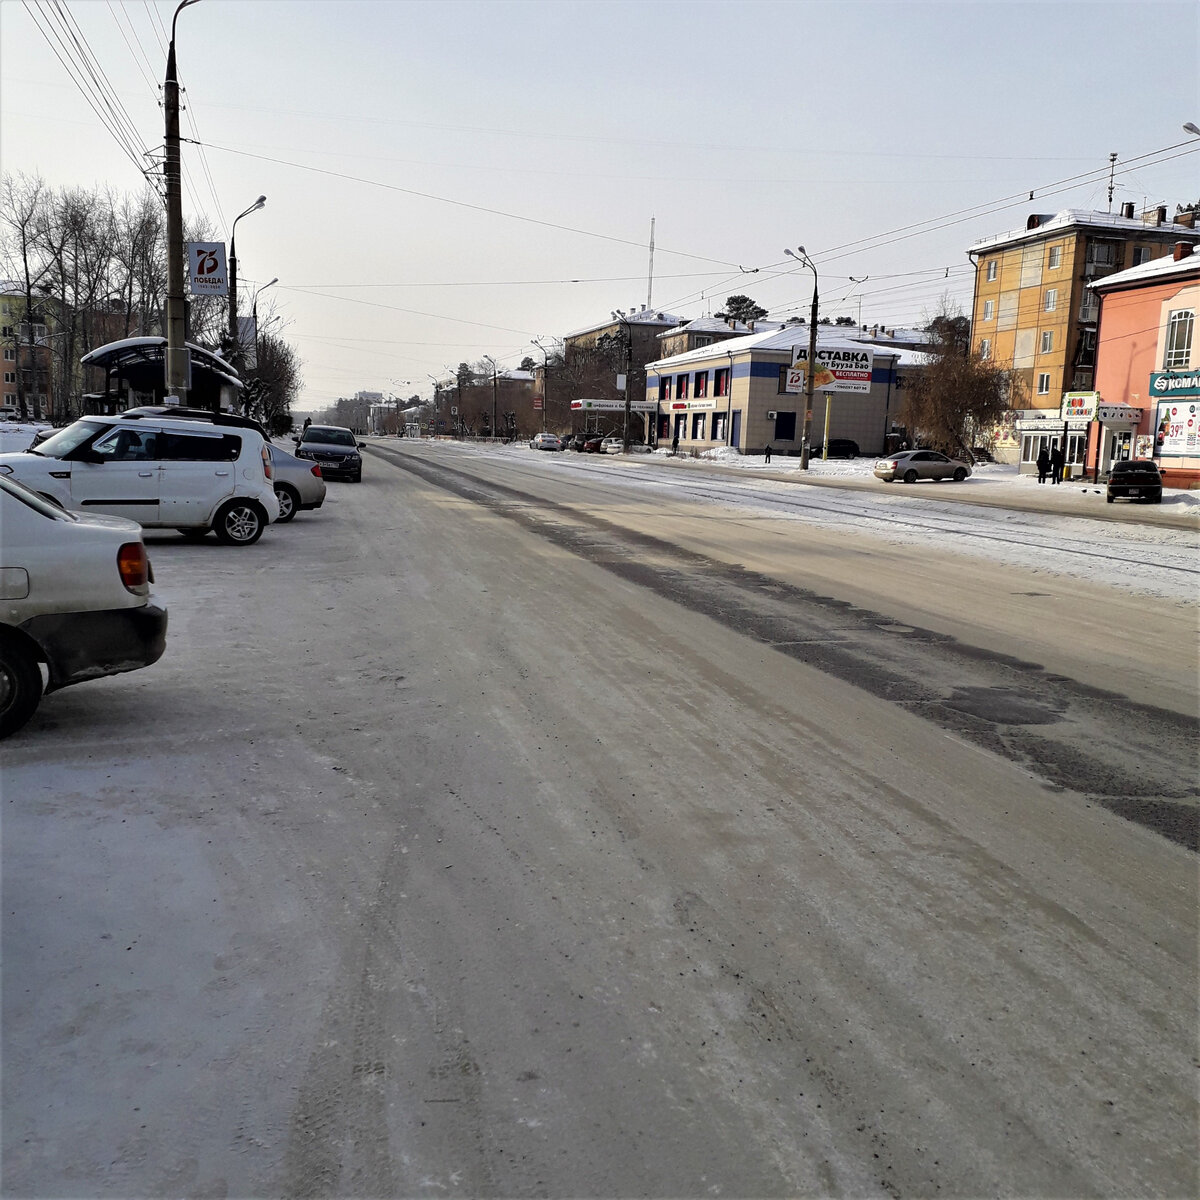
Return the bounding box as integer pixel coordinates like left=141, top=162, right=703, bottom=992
left=117, top=542, right=149, bottom=592
left=261, top=444, right=273, bottom=480
left=310, top=464, right=323, bottom=478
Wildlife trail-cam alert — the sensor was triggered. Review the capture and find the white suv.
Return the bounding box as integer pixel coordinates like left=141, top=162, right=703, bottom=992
left=0, top=411, right=280, bottom=544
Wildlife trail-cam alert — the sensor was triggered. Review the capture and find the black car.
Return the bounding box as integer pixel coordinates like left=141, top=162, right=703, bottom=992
left=815, top=438, right=860, bottom=459
left=293, top=424, right=365, bottom=481
left=1106, top=459, right=1162, bottom=504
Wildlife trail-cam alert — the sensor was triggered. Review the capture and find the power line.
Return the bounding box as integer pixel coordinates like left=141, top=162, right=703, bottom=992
left=186, top=138, right=746, bottom=269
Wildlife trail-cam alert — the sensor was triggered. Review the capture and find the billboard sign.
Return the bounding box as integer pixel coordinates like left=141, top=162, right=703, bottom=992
left=1150, top=370, right=1200, bottom=398
left=187, top=242, right=228, bottom=296
left=790, top=346, right=874, bottom=393
left=1154, top=400, right=1200, bottom=457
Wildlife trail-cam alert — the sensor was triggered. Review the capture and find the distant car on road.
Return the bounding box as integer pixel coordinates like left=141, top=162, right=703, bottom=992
left=529, top=433, right=562, bottom=451
left=874, top=449, right=972, bottom=483
left=0, top=474, right=167, bottom=738
left=293, top=424, right=364, bottom=481
left=267, top=444, right=326, bottom=521
left=813, top=438, right=860, bottom=459
left=1106, top=459, right=1163, bottom=504
left=583, top=434, right=605, bottom=453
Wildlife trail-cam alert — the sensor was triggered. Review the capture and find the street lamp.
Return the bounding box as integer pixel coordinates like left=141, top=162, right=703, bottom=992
left=611, top=310, right=634, bottom=451
left=228, top=195, right=266, bottom=372
left=1184, top=122, right=1200, bottom=137
left=784, top=246, right=819, bottom=470
left=164, top=0, right=202, bottom=403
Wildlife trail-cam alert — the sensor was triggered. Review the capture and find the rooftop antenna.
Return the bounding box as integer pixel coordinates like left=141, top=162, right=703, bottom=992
left=1107, top=151, right=1118, bottom=212
left=646, top=217, right=655, bottom=309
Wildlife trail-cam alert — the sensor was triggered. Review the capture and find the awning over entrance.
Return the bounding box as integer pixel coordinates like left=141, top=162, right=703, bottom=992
left=79, top=337, right=243, bottom=411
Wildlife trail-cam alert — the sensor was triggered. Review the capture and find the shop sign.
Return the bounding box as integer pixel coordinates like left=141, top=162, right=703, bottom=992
left=668, top=399, right=716, bottom=411
left=571, top=398, right=656, bottom=411
left=1154, top=400, right=1200, bottom=457
left=1096, top=404, right=1142, bottom=424
left=791, top=346, right=874, bottom=393
left=1150, top=370, right=1200, bottom=398
left=1059, top=391, right=1098, bottom=421
left=187, top=241, right=227, bottom=296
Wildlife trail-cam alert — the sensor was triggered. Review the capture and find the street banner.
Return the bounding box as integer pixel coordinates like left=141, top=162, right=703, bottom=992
left=784, top=367, right=806, bottom=394
left=187, top=242, right=228, bottom=296
left=790, top=346, right=874, bottom=393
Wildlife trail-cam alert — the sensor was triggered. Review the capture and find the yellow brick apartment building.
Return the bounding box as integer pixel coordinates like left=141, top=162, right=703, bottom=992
left=968, top=205, right=1198, bottom=411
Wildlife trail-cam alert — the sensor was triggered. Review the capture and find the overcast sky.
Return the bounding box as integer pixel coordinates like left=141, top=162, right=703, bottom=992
left=2, top=0, right=1197, bottom=409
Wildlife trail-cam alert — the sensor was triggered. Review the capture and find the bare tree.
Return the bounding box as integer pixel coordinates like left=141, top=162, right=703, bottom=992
left=900, top=299, right=1020, bottom=458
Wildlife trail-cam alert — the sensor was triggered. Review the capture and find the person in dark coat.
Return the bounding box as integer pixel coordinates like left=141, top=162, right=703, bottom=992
left=1036, top=445, right=1051, bottom=483
left=671, top=432, right=679, bottom=456
left=764, top=444, right=772, bottom=464
left=1049, top=442, right=1065, bottom=484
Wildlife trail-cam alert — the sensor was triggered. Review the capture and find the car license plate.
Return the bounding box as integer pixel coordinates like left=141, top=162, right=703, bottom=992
left=1128, top=488, right=1140, bottom=496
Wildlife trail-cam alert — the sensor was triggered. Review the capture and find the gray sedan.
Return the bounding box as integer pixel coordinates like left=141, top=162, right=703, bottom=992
left=268, top=444, right=327, bottom=521
left=874, top=449, right=972, bottom=483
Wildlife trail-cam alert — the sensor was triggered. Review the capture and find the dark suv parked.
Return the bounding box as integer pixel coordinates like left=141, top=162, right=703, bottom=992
left=815, top=438, right=860, bottom=459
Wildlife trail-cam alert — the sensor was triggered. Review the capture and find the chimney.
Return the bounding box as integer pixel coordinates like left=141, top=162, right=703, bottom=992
left=747, top=320, right=755, bottom=332
left=1174, top=242, right=1195, bottom=261
left=1158, top=205, right=1168, bottom=225
left=1122, top=202, right=1135, bottom=219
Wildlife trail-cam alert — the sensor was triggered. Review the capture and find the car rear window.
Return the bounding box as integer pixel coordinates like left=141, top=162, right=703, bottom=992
left=304, top=427, right=356, bottom=446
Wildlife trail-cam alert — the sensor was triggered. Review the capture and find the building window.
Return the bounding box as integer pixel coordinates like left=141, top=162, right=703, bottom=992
left=693, top=335, right=712, bottom=348
left=979, top=338, right=991, bottom=360
left=1164, top=309, right=1194, bottom=369
left=691, top=412, right=706, bottom=440
left=2, top=348, right=13, bottom=360
left=1079, top=293, right=1100, bottom=322
left=714, top=367, right=730, bottom=397
left=1132, top=246, right=1151, bottom=266
left=1036, top=373, right=1051, bottom=395
left=986, top=260, right=998, bottom=282
left=1048, top=245, right=1062, bottom=270
left=1041, top=331, right=1054, bottom=354
left=694, top=371, right=708, bottom=398
left=1, top=326, right=11, bottom=338
left=774, top=411, right=797, bottom=440
left=3, top=372, right=14, bottom=384
left=983, top=299, right=995, bottom=321
left=712, top=412, right=726, bottom=440
left=676, top=374, right=689, bottom=400
left=1044, top=289, right=1057, bottom=312
left=658, top=377, right=671, bottom=402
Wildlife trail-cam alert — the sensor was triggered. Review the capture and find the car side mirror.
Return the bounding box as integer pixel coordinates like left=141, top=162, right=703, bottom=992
left=69, top=448, right=106, bottom=464
left=357, top=441, right=366, bottom=449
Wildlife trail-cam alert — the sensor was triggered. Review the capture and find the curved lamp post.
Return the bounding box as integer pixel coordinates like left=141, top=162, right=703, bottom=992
left=228, top=195, right=266, bottom=369
left=532, top=337, right=553, bottom=434
left=483, top=355, right=499, bottom=439
left=784, top=246, right=819, bottom=469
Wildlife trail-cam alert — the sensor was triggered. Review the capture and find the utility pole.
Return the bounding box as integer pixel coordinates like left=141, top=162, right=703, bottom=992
left=484, top=355, right=498, bottom=440
left=164, top=1, right=199, bottom=404
left=533, top=337, right=552, bottom=433
left=613, top=311, right=633, bottom=451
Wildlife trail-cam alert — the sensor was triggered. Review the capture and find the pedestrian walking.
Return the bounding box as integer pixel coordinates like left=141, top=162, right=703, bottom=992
left=764, top=444, right=772, bottom=464
left=671, top=432, right=680, bottom=456
left=1049, top=442, right=1065, bottom=484
left=1036, top=445, right=1050, bottom=484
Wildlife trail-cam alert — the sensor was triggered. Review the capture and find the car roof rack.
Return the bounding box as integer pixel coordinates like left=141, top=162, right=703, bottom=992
left=119, top=406, right=267, bottom=435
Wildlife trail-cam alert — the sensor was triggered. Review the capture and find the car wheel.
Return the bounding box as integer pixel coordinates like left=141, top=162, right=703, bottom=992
left=213, top=499, right=266, bottom=545
left=0, top=636, right=43, bottom=739
left=903, top=469, right=919, bottom=483
left=274, top=483, right=299, bottom=523
left=1106, top=494, right=1115, bottom=503
left=1152, top=493, right=1163, bottom=504
left=952, top=467, right=968, bottom=482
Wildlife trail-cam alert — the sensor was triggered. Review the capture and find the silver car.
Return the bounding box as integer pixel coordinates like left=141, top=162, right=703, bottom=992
left=874, top=449, right=972, bottom=483
left=268, top=444, right=327, bottom=522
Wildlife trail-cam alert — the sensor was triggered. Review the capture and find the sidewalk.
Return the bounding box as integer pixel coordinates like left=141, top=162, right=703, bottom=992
left=645, top=448, right=1200, bottom=530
